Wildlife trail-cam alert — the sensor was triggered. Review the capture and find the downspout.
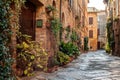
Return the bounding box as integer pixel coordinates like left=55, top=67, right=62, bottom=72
left=118, top=0, right=120, bottom=18
left=60, top=0, right=62, bottom=41
left=60, top=0, right=62, bottom=22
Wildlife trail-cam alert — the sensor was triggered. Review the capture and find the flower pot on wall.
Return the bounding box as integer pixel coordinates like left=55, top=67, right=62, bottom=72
left=45, top=5, right=56, bottom=13
left=45, top=7, right=51, bottom=13
left=46, top=21, right=51, bottom=28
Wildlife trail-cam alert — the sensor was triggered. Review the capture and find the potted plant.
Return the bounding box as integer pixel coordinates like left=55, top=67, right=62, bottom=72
left=45, top=5, right=56, bottom=13
left=46, top=20, right=51, bottom=28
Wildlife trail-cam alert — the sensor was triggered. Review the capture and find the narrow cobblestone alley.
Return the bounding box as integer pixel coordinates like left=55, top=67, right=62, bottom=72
left=2, top=0, right=120, bottom=80
left=32, top=50, right=120, bottom=80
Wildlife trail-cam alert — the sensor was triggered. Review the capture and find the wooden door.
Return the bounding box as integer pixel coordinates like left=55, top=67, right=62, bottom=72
left=97, top=42, right=100, bottom=49
left=19, top=1, right=36, bottom=40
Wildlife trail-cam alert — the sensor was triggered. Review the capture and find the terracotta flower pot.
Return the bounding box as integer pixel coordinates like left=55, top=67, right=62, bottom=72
left=46, top=21, right=51, bottom=28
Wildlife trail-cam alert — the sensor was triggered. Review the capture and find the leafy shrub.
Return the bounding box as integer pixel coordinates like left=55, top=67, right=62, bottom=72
left=32, top=42, right=48, bottom=71
left=105, top=42, right=111, bottom=53
left=59, top=42, right=80, bottom=56
left=70, top=30, right=78, bottom=42
left=17, top=33, right=48, bottom=76
left=17, top=33, right=35, bottom=76
left=57, top=51, right=70, bottom=65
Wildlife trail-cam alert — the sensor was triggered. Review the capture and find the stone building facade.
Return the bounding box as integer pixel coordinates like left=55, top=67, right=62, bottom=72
left=64, top=0, right=89, bottom=51
left=18, top=0, right=61, bottom=67
left=88, top=7, right=98, bottom=51
left=79, top=0, right=89, bottom=51
left=104, top=0, right=120, bottom=56
left=97, top=10, right=107, bottom=49
left=11, top=0, right=89, bottom=70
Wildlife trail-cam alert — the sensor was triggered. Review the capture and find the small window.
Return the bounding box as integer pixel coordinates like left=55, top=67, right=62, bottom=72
left=69, top=0, right=72, bottom=7
left=89, top=17, right=93, bottom=25
left=89, top=30, right=93, bottom=38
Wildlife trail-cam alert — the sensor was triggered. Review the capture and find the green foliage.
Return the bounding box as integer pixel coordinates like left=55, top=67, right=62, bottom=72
left=65, top=26, right=71, bottom=39
left=57, top=51, right=70, bottom=65
left=51, top=18, right=62, bottom=37
left=32, top=42, right=48, bottom=72
left=106, top=17, right=114, bottom=51
left=0, top=0, right=26, bottom=79
left=113, top=17, right=119, bottom=22
left=65, top=26, right=71, bottom=32
left=105, top=42, right=111, bottom=53
left=45, top=5, right=56, bottom=12
left=59, top=42, right=80, bottom=56
left=0, top=0, right=25, bottom=79
left=17, top=33, right=48, bottom=76
left=17, top=33, right=35, bottom=76
left=84, top=37, right=89, bottom=51
left=70, top=30, right=79, bottom=42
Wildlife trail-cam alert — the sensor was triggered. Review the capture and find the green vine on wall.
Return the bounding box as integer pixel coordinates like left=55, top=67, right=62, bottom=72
left=106, top=17, right=114, bottom=53
left=70, top=30, right=79, bottom=42
left=0, top=0, right=25, bottom=79
left=0, top=0, right=14, bottom=79
left=51, top=18, right=62, bottom=37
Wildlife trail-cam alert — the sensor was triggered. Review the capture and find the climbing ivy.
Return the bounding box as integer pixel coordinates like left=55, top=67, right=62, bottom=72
left=106, top=17, right=114, bottom=52
left=70, top=30, right=79, bottom=42
left=51, top=18, right=62, bottom=37
left=0, top=0, right=25, bottom=79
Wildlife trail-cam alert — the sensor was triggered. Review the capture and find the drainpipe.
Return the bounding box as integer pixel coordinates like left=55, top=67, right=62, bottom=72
left=118, top=0, right=120, bottom=18
left=60, top=0, right=62, bottom=22
left=60, top=0, right=62, bottom=41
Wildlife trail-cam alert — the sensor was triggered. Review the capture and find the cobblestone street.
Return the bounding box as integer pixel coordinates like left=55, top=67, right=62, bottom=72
left=32, top=50, right=120, bottom=80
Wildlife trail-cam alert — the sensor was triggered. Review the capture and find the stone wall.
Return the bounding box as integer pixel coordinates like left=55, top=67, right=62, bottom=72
left=11, top=0, right=89, bottom=69
left=113, top=19, right=120, bottom=56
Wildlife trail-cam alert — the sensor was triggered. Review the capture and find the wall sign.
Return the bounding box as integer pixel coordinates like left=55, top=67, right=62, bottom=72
left=36, top=19, right=43, bottom=28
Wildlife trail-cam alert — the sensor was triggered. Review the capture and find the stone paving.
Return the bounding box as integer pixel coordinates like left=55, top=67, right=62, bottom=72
left=31, top=50, right=120, bottom=80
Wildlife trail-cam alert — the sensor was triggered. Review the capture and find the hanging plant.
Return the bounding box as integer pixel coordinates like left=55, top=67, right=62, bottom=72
left=46, top=20, right=51, bottom=28
left=45, top=5, right=56, bottom=13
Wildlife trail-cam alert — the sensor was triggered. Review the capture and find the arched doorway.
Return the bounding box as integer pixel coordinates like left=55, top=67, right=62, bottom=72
left=19, top=1, right=36, bottom=40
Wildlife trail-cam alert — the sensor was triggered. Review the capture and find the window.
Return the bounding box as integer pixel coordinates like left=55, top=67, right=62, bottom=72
left=89, top=17, right=93, bottom=25
left=89, top=30, right=93, bottom=38
left=69, top=0, right=73, bottom=7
